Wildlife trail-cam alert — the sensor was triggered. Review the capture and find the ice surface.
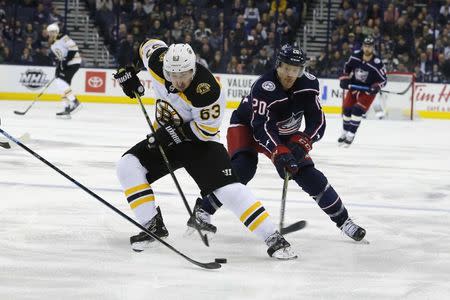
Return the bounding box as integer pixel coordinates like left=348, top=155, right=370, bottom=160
left=1, top=100, right=450, bottom=299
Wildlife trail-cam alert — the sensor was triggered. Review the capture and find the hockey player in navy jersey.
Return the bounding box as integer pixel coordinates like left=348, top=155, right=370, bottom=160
left=188, top=44, right=367, bottom=242
left=338, top=36, right=387, bottom=146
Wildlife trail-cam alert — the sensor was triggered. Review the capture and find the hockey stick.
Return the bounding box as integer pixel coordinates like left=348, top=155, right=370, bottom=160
left=279, top=172, right=307, bottom=235
left=0, top=126, right=220, bottom=270
left=134, top=93, right=209, bottom=247
left=14, top=77, right=56, bottom=115
left=349, top=83, right=412, bottom=96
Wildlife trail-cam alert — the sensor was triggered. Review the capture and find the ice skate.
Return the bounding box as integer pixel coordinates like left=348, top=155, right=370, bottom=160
left=338, top=130, right=348, bottom=144
left=265, top=231, right=297, bottom=260
left=130, top=207, right=169, bottom=252
left=340, top=218, right=367, bottom=242
left=186, top=198, right=217, bottom=235
left=341, top=132, right=355, bottom=148
left=56, top=98, right=81, bottom=118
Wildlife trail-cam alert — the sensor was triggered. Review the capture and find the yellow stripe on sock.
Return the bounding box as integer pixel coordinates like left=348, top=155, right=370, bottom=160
left=240, top=201, right=262, bottom=222
left=130, top=195, right=155, bottom=209
left=125, top=183, right=151, bottom=196
left=248, top=212, right=269, bottom=232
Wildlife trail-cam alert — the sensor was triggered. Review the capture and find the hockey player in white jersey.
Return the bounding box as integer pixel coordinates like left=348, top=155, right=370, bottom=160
left=47, top=23, right=81, bottom=117
left=114, top=39, right=297, bottom=260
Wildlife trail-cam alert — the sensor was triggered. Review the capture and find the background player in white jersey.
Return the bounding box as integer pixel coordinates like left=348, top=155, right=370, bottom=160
left=47, top=23, right=82, bottom=117
left=113, top=39, right=296, bottom=260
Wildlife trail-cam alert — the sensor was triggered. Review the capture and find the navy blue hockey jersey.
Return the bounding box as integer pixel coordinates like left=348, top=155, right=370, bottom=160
left=230, top=70, right=325, bottom=153
left=343, top=50, right=387, bottom=88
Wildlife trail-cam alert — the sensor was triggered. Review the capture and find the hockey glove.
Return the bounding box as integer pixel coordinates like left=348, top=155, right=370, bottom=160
left=287, top=132, right=312, bottom=161
left=152, top=124, right=188, bottom=148
left=114, top=66, right=144, bottom=99
left=271, top=145, right=299, bottom=178
left=339, top=75, right=351, bottom=89
left=368, top=84, right=380, bottom=95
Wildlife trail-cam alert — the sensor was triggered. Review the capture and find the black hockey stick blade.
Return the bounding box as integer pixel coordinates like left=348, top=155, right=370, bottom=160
left=14, top=110, right=27, bottom=115
left=280, top=220, right=307, bottom=235
left=0, top=141, right=11, bottom=148
left=0, top=127, right=220, bottom=270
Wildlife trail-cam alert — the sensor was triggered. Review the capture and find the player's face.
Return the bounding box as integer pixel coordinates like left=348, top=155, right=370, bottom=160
left=277, top=62, right=302, bottom=90
left=48, top=31, right=57, bottom=42
left=168, top=70, right=194, bottom=91
left=363, top=44, right=374, bottom=56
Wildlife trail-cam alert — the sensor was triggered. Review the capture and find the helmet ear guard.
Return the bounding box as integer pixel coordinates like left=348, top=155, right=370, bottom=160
left=163, top=43, right=196, bottom=81
left=363, top=35, right=375, bottom=46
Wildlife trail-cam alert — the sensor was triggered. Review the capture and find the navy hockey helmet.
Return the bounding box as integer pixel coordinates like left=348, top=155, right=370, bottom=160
left=363, top=35, right=374, bottom=46
left=276, top=44, right=308, bottom=68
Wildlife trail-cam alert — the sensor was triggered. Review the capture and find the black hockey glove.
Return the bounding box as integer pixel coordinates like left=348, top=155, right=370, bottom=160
left=148, top=124, right=188, bottom=148
left=271, top=145, right=299, bottom=179
left=114, top=66, right=144, bottom=99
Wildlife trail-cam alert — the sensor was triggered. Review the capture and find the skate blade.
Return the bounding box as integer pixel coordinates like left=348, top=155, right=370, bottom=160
left=184, top=227, right=215, bottom=240
left=70, top=104, right=82, bottom=115
left=56, top=114, right=72, bottom=120
left=131, top=237, right=166, bottom=252
left=357, top=239, right=370, bottom=245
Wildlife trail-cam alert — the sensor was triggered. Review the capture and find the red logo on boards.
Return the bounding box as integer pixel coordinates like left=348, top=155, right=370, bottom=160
left=85, top=71, right=106, bottom=93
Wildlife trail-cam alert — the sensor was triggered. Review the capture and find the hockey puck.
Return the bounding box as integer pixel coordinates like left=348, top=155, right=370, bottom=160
left=215, top=258, right=227, bottom=264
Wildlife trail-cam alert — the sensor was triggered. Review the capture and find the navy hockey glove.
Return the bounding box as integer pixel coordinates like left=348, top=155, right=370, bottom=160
left=368, top=84, right=380, bottom=95
left=288, top=132, right=312, bottom=161
left=152, top=124, right=188, bottom=148
left=271, top=145, right=299, bottom=178
left=339, top=74, right=351, bottom=89
left=114, top=66, right=144, bottom=99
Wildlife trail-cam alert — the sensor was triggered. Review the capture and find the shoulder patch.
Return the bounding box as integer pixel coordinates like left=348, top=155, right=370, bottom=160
left=262, top=81, right=276, bottom=91
left=303, top=72, right=316, bottom=80
left=374, top=58, right=380, bottom=64
left=196, top=82, right=211, bottom=95
left=354, top=50, right=361, bottom=54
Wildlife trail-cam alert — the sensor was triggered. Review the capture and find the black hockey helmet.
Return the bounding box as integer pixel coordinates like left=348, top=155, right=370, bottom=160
left=363, top=35, right=374, bottom=46
left=276, top=44, right=308, bottom=67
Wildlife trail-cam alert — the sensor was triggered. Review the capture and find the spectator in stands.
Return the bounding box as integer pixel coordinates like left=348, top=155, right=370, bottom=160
left=227, top=55, right=239, bottom=74
left=33, top=46, right=52, bottom=66
left=244, top=0, right=260, bottom=29
left=48, top=6, right=63, bottom=26
left=247, top=55, right=265, bottom=75
left=171, top=20, right=183, bottom=43
left=209, top=50, right=226, bottom=73
left=195, top=52, right=208, bottom=69
left=117, top=33, right=134, bottom=67
left=33, top=3, right=48, bottom=25
left=142, top=0, right=156, bottom=15
left=18, top=47, right=33, bottom=65
left=194, top=20, right=212, bottom=41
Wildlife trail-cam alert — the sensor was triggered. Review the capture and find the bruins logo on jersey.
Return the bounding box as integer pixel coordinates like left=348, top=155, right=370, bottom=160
left=155, top=99, right=183, bottom=127
left=196, top=83, right=211, bottom=95
left=159, top=52, right=165, bottom=62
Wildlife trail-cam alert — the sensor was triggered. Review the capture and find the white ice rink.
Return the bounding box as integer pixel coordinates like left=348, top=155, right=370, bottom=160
left=1, top=100, right=450, bottom=300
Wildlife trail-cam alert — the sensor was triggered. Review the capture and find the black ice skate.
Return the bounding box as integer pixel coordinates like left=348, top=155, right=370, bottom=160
left=265, top=231, right=297, bottom=260
left=340, top=218, right=366, bottom=242
left=130, top=207, right=169, bottom=252
left=56, top=98, right=81, bottom=118
left=337, top=131, right=348, bottom=144
left=186, top=198, right=217, bottom=234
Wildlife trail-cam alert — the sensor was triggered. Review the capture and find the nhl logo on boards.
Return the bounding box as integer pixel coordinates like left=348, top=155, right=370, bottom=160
left=20, top=69, right=49, bottom=90
left=196, top=83, right=211, bottom=95
left=262, top=81, right=276, bottom=91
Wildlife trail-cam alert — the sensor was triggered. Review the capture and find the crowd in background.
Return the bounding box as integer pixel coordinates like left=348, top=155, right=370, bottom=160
left=308, top=0, right=450, bottom=83
left=1, top=0, right=449, bottom=83
left=87, top=0, right=303, bottom=75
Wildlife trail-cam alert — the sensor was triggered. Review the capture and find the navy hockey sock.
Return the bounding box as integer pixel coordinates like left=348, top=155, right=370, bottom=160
left=201, top=193, right=223, bottom=215
left=231, top=151, right=258, bottom=185
left=348, top=105, right=365, bottom=134
left=342, top=107, right=352, bottom=131
left=294, top=166, right=348, bottom=227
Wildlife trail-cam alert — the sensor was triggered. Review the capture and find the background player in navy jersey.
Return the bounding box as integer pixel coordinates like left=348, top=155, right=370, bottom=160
left=338, top=36, right=387, bottom=146
left=188, top=44, right=366, bottom=242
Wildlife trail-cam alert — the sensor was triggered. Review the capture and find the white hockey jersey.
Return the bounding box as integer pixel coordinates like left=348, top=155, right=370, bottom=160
left=138, top=39, right=225, bottom=143
left=50, top=34, right=82, bottom=65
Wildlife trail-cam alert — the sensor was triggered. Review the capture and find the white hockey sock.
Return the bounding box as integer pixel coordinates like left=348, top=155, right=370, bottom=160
left=55, top=78, right=76, bottom=102
left=213, top=183, right=277, bottom=242
left=116, top=154, right=157, bottom=225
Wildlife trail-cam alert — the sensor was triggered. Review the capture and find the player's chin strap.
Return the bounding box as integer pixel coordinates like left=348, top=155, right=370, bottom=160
left=133, top=92, right=210, bottom=247
left=279, top=170, right=307, bottom=235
